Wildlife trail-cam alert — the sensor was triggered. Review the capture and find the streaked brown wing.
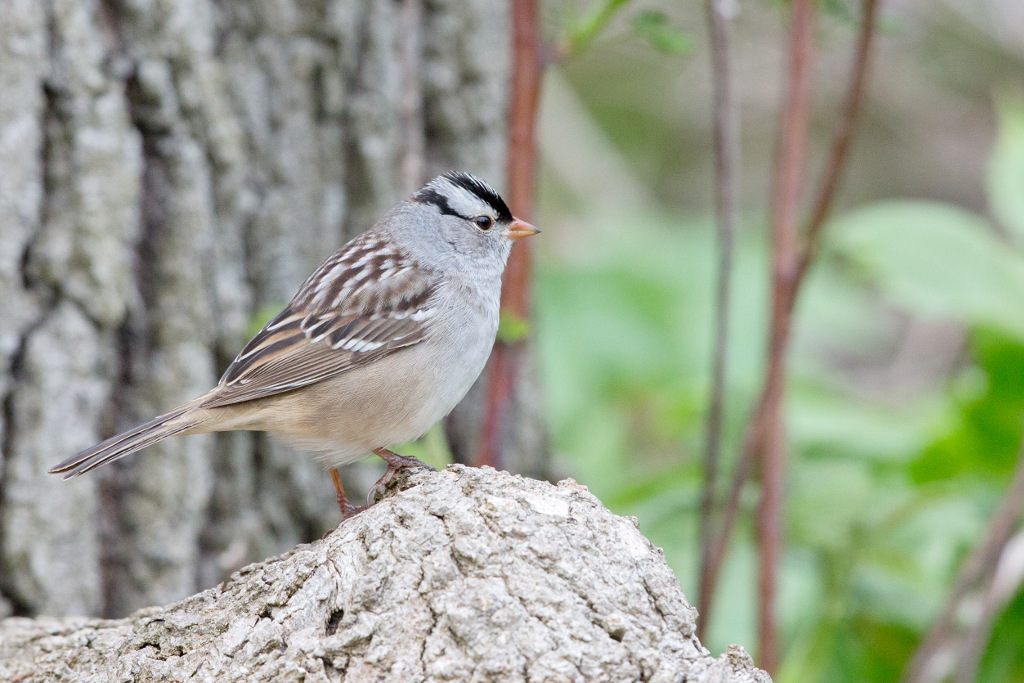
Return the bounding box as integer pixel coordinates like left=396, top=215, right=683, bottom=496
left=203, top=232, right=439, bottom=408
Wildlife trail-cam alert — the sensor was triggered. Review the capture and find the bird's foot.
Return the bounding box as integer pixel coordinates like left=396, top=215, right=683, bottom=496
left=329, top=467, right=366, bottom=521
left=367, top=448, right=436, bottom=504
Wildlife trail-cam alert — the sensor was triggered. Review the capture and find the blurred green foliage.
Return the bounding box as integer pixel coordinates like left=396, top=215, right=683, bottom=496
left=535, top=83, right=1024, bottom=682
left=562, top=0, right=691, bottom=57
left=630, top=11, right=693, bottom=56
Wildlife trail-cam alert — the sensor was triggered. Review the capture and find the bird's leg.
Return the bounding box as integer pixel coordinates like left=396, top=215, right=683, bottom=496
left=330, top=466, right=365, bottom=519
left=367, top=448, right=436, bottom=504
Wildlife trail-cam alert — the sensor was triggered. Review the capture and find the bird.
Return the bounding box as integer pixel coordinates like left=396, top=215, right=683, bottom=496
left=49, top=171, right=540, bottom=516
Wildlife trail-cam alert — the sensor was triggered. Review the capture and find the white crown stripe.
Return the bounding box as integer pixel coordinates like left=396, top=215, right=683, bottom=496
left=429, top=177, right=499, bottom=219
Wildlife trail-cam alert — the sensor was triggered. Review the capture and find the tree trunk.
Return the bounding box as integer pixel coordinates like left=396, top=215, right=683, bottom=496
left=0, top=0, right=511, bottom=620
left=0, top=466, right=770, bottom=683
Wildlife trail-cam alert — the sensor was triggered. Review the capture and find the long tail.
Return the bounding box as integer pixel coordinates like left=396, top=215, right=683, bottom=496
left=48, top=402, right=201, bottom=479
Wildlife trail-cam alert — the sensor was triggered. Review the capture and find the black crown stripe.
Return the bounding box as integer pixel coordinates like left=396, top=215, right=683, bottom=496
left=414, top=188, right=461, bottom=218
left=442, top=171, right=513, bottom=222
left=413, top=172, right=513, bottom=223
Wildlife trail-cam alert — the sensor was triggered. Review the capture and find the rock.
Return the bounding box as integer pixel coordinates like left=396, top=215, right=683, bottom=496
left=0, top=466, right=770, bottom=682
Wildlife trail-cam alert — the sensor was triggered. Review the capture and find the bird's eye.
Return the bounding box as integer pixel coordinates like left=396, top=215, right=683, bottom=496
left=472, top=215, right=494, bottom=231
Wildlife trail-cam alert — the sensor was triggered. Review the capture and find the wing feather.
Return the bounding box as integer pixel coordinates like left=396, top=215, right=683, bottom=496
left=203, top=232, right=439, bottom=408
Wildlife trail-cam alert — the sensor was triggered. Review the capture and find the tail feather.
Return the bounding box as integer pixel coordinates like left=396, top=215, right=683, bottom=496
left=49, top=405, right=198, bottom=479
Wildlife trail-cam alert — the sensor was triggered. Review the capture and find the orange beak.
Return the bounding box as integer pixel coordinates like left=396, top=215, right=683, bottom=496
left=507, top=218, right=541, bottom=241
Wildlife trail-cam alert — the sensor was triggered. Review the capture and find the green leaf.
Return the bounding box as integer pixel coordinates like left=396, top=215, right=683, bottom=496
left=831, top=200, right=1024, bottom=337
left=989, top=92, right=1024, bottom=242
left=912, top=329, right=1024, bottom=482
left=788, top=383, right=941, bottom=464
left=981, top=588, right=1024, bottom=683
left=631, top=11, right=692, bottom=56
left=566, top=0, right=635, bottom=56
left=497, top=309, right=532, bottom=343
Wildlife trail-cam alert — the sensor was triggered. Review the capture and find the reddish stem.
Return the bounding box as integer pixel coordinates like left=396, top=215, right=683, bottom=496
left=477, top=0, right=543, bottom=468
left=755, top=0, right=816, bottom=671
left=700, top=390, right=770, bottom=634
left=698, top=0, right=881, bottom=657
left=798, top=0, right=880, bottom=285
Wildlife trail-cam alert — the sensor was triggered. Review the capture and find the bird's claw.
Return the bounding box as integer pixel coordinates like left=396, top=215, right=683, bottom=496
left=367, top=449, right=436, bottom=505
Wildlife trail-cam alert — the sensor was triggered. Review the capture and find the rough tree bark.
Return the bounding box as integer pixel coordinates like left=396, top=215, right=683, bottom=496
left=0, top=466, right=770, bottom=683
left=0, top=0, right=510, bottom=620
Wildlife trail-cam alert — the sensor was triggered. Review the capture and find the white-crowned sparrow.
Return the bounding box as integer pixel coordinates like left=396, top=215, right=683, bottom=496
left=49, top=171, right=539, bottom=515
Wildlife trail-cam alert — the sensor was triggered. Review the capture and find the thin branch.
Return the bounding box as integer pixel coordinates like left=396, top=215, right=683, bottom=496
left=956, top=531, right=1024, bottom=683
left=755, top=0, right=817, bottom=670
left=796, top=0, right=880, bottom=287
left=502, top=0, right=542, bottom=314
left=697, top=0, right=741, bottom=642
left=697, top=0, right=881, bottom=654
left=955, top=575, right=1004, bottom=683
left=904, top=433, right=1024, bottom=683
left=700, top=391, right=770, bottom=636
left=477, top=0, right=543, bottom=468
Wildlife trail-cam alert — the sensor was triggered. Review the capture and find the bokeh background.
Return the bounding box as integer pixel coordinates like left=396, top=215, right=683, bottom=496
left=1, top=0, right=1023, bottom=681
left=534, top=0, right=1024, bottom=681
